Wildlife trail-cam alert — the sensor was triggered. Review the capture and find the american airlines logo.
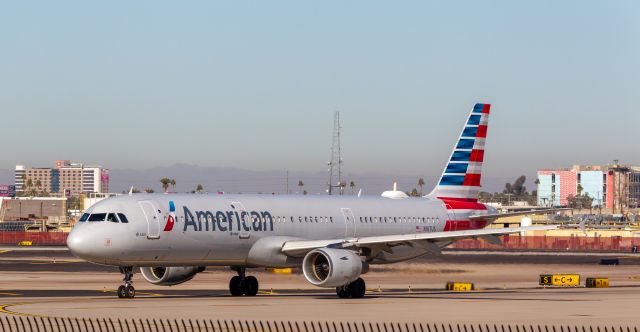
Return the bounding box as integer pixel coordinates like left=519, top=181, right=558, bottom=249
left=181, top=205, right=274, bottom=232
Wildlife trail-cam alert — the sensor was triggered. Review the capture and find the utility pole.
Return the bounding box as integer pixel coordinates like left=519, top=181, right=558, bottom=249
left=285, top=170, right=289, bottom=195
left=327, top=111, right=343, bottom=195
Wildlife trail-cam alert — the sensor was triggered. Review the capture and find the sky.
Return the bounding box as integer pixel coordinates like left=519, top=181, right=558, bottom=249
left=1, top=1, right=639, bottom=184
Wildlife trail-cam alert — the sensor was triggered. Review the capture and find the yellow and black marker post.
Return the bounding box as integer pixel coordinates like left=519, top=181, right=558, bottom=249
left=539, top=274, right=580, bottom=287
left=446, top=282, right=474, bottom=291
left=586, top=277, right=609, bottom=288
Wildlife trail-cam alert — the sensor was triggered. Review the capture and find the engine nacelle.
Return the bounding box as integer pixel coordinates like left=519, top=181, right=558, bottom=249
left=140, top=266, right=205, bottom=286
left=302, top=248, right=368, bottom=288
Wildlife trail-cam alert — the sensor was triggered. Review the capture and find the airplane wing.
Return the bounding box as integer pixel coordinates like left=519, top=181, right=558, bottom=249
left=469, top=208, right=572, bottom=222
left=281, top=225, right=557, bottom=257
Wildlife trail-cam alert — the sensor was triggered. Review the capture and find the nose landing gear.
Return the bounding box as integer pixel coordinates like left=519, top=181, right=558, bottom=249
left=117, top=266, right=136, bottom=299
left=229, top=267, right=259, bottom=296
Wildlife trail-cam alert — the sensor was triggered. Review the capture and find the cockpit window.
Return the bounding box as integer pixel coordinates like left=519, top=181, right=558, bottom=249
left=88, top=213, right=106, bottom=222
left=79, top=213, right=90, bottom=222
left=117, top=213, right=129, bottom=223
left=107, top=213, right=119, bottom=223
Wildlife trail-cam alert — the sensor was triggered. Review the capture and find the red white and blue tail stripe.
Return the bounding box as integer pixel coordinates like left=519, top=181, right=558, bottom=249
left=428, top=103, right=490, bottom=202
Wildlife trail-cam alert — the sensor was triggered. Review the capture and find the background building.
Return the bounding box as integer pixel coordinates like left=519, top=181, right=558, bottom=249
left=537, top=163, right=640, bottom=212
left=15, top=160, right=109, bottom=197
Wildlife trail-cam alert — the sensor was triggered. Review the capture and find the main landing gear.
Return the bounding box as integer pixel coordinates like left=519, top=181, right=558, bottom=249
left=117, top=266, right=136, bottom=299
left=336, top=278, right=366, bottom=299
left=229, top=267, right=259, bottom=297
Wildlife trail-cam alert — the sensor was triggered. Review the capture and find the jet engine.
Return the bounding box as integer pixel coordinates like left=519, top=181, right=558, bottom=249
left=140, top=266, right=205, bottom=286
left=302, top=248, right=368, bottom=287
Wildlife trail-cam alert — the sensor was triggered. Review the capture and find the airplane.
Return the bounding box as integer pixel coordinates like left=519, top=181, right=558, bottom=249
left=67, top=103, right=558, bottom=299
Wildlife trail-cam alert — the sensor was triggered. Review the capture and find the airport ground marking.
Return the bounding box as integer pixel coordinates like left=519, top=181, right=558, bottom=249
left=101, top=289, right=165, bottom=297
left=0, top=292, right=22, bottom=297
left=0, top=301, right=57, bottom=318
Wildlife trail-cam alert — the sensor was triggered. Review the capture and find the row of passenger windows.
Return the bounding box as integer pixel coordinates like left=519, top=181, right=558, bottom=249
left=359, top=216, right=439, bottom=224
left=270, top=215, right=438, bottom=224
left=79, top=213, right=129, bottom=223
left=272, top=216, right=335, bottom=223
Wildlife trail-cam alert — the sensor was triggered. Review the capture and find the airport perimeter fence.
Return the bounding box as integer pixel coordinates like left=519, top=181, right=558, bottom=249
left=0, top=231, right=639, bottom=252
left=0, top=231, right=68, bottom=246
left=0, top=317, right=638, bottom=332
left=451, top=235, right=640, bottom=252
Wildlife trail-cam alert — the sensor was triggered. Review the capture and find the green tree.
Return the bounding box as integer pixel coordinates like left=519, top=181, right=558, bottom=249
left=577, top=184, right=584, bottom=196
left=35, top=179, right=42, bottom=196
left=339, top=181, right=347, bottom=195
left=410, top=188, right=420, bottom=197
left=144, top=188, right=155, bottom=193
left=349, top=181, right=356, bottom=194
left=298, top=180, right=304, bottom=194
left=160, top=178, right=171, bottom=193
left=196, top=184, right=204, bottom=193
left=170, top=179, right=176, bottom=191
left=418, top=178, right=425, bottom=196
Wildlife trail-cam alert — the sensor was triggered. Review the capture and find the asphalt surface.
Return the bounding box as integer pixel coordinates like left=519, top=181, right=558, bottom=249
left=2, top=248, right=639, bottom=273
left=2, top=248, right=640, bottom=325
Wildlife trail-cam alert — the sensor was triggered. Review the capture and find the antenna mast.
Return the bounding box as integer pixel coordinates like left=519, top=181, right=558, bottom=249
left=327, top=111, right=343, bottom=195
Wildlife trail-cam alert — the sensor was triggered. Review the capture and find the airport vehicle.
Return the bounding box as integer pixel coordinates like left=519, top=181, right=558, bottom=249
left=67, top=103, right=557, bottom=299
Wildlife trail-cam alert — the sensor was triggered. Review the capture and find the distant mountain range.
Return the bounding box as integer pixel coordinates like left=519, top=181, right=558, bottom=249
left=0, top=163, right=508, bottom=196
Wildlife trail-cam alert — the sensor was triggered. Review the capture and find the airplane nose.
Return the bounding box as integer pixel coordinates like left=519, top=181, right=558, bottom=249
left=67, top=228, right=91, bottom=259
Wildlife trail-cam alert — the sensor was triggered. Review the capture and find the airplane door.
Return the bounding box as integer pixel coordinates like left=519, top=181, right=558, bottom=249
left=341, top=208, right=356, bottom=237
left=139, top=200, right=161, bottom=239
left=444, top=203, right=458, bottom=231
left=231, top=201, right=251, bottom=239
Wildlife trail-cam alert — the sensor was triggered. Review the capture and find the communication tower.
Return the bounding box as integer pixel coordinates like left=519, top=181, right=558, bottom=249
left=327, top=111, right=344, bottom=195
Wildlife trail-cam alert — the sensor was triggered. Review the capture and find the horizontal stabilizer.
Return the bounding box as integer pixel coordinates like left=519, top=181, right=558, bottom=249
left=469, top=208, right=572, bottom=221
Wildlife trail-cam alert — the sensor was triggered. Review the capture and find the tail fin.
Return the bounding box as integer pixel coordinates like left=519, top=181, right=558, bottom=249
left=428, top=103, right=491, bottom=202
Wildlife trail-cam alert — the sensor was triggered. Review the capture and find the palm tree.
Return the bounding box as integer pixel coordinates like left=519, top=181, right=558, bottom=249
left=25, top=178, right=33, bottom=196
left=339, top=181, right=346, bottom=195
left=298, top=180, right=304, bottom=194
left=160, top=178, right=171, bottom=193
left=35, top=179, right=42, bottom=192
left=170, top=179, right=176, bottom=192
left=418, top=178, right=425, bottom=196
left=196, top=184, right=204, bottom=193
left=144, top=188, right=155, bottom=193
left=349, top=181, right=356, bottom=194
left=577, top=184, right=584, bottom=196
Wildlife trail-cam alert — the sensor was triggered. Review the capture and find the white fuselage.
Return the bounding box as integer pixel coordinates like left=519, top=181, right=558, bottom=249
left=67, top=193, right=468, bottom=267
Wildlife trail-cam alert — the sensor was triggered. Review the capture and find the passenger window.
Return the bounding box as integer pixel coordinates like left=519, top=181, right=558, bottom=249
left=315, top=216, right=318, bottom=223
left=304, top=216, right=308, bottom=222
left=330, top=217, right=333, bottom=223
left=107, top=213, right=119, bottom=223
left=88, top=213, right=106, bottom=222
left=79, top=213, right=89, bottom=222
left=118, top=213, right=129, bottom=223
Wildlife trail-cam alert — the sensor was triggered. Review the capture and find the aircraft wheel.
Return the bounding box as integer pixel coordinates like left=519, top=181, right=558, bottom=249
left=125, top=285, right=136, bottom=299
left=229, top=276, right=243, bottom=296
left=117, top=285, right=127, bottom=299
left=349, top=278, right=366, bottom=299
left=336, top=286, right=351, bottom=299
left=242, top=276, right=259, bottom=296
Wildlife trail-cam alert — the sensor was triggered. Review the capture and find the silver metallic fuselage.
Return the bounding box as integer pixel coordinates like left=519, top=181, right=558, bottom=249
left=67, top=194, right=462, bottom=267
